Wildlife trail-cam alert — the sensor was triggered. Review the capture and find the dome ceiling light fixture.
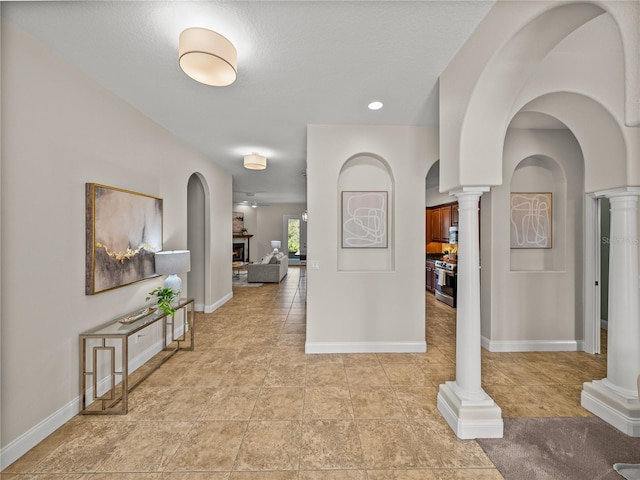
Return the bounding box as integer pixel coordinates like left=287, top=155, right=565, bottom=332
left=179, top=27, right=237, bottom=87
left=243, top=152, right=267, bottom=170
left=368, top=101, right=384, bottom=110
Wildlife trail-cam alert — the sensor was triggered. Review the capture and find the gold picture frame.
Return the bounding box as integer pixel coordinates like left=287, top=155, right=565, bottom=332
left=86, top=183, right=163, bottom=294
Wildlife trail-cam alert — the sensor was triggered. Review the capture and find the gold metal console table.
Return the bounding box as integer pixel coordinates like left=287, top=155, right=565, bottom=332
left=79, top=298, right=194, bottom=415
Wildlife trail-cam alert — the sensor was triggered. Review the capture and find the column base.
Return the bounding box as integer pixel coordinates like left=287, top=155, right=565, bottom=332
left=582, top=380, right=640, bottom=437
left=437, top=381, right=503, bottom=439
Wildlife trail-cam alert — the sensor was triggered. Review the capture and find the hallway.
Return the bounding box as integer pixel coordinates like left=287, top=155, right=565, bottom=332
left=3, top=266, right=607, bottom=478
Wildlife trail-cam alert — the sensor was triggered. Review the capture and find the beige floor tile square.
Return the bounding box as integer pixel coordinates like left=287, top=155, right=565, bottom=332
left=127, top=387, right=215, bottom=421
left=376, top=353, right=416, bottom=364
left=253, top=387, right=304, bottom=420
left=234, top=420, right=302, bottom=471
left=307, top=353, right=343, bottom=365
left=282, top=323, right=306, bottom=334
left=410, top=418, right=494, bottom=469
left=300, top=420, right=363, bottom=469
left=350, top=386, right=405, bottom=419
left=382, top=364, right=431, bottom=386
left=304, top=386, right=354, bottom=419
left=97, top=421, right=191, bottom=472
left=200, top=387, right=260, bottom=420
left=228, top=472, right=297, bottom=480
left=356, top=420, right=425, bottom=469
left=33, top=421, right=136, bottom=473
left=166, top=421, right=247, bottom=471
left=161, top=473, right=229, bottom=480
left=220, top=364, right=269, bottom=387
left=432, top=469, right=505, bottom=480
left=393, top=385, right=439, bottom=418
left=299, top=470, right=367, bottom=479
left=264, top=364, right=307, bottom=387
left=306, top=364, right=349, bottom=387
left=367, top=470, right=437, bottom=480
left=341, top=354, right=380, bottom=366
left=91, top=474, right=161, bottom=480
left=418, top=364, right=456, bottom=387
left=344, top=365, right=390, bottom=387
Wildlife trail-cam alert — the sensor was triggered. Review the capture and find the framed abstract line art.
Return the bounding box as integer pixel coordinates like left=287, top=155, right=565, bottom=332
left=341, top=191, right=388, bottom=248
left=86, top=183, right=163, bottom=294
left=510, top=192, right=552, bottom=249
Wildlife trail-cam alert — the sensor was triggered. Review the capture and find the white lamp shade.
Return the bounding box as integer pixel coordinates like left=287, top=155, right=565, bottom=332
left=271, top=241, right=281, bottom=250
left=179, top=27, right=237, bottom=87
left=244, top=153, right=267, bottom=170
left=154, top=250, right=191, bottom=275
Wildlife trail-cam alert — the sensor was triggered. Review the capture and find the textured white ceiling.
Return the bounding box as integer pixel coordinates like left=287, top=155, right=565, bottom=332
left=2, top=1, right=495, bottom=205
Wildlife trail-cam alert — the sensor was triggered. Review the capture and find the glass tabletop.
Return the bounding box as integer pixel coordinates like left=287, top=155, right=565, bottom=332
left=80, top=298, right=193, bottom=337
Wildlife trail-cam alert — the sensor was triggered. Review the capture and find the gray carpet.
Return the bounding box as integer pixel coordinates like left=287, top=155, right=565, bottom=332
left=477, top=417, right=640, bottom=480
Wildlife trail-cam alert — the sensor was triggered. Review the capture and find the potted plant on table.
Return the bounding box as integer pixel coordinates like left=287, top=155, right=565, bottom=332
left=146, top=286, right=180, bottom=317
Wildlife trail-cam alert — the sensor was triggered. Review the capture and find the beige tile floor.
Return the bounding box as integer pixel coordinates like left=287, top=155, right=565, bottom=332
left=2, top=267, right=608, bottom=479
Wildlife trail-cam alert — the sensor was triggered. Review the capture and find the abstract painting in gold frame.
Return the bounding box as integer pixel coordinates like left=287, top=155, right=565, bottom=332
left=86, top=183, right=163, bottom=294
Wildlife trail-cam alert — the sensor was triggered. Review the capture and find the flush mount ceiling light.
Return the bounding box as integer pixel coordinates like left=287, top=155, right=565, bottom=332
left=179, top=27, right=237, bottom=86
left=243, top=152, right=267, bottom=170
left=368, top=101, right=383, bottom=110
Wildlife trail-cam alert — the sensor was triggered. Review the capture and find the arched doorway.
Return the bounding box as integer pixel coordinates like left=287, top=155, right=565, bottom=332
left=187, top=173, right=207, bottom=311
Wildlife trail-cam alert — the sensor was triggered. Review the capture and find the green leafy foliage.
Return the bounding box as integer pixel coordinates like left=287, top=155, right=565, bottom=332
left=288, top=219, right=300, bottom=253
left=146, top=287, right=179, bottom=317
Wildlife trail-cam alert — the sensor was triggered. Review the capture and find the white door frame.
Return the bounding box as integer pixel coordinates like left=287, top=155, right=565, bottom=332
left=583, top=194, right=601, bottom=354
left=283, top=215, right=307, bottom=258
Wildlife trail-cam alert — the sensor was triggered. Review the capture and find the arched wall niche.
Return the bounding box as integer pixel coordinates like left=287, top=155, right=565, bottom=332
left=187, top=172, right=211, bottom=311
left=509, top=155, right=567, bottom=272
left=337, top=153, right=395, bottom=272
left=482, top=127, right=585, bottom=345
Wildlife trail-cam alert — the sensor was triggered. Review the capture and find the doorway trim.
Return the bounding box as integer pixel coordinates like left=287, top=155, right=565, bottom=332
left=583, top=193, right=601, bottom=354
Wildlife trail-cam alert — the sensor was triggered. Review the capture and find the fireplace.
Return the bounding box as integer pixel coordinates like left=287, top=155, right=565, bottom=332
left=233, top=243, right=245, bottom=262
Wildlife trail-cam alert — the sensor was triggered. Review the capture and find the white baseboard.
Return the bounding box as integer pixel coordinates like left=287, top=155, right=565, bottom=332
left=481, top=337, right=584, bottom=352
left=0, top=394, right=79, bottom=470
left=0, top=322, right=189, bottom=470
left=305, top=341, right=426, bottom=354
left=204, top=292, right=233, bottom=313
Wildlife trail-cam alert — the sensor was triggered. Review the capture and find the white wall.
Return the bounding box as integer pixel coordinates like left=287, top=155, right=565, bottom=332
left=306, top=125, right=438, bottom=353
left=1, top=19, right=232, bottom=465
left=256, top=203, right=306, bottom=261
left=482, top=129, right=584, bottom=350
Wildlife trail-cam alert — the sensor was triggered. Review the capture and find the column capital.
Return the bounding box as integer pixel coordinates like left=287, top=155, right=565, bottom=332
left=594, top=186, right=640, bottom=198
left=449, top=186, right=491, bottom=198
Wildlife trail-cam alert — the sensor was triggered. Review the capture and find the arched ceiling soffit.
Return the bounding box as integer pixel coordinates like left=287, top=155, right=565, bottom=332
left=517, top=92, right=627, bottom=192
left=460, top=2, right=606, bottom=186
left=593, top=0, right=640, bottom=127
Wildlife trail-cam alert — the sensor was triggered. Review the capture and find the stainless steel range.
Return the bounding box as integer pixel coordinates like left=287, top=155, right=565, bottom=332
left=434, top=260, right=457, bottom=308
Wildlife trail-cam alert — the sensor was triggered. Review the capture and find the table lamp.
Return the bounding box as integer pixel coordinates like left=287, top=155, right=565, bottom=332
left=154, top=250, right=191, bottom=293
left=271, top=240, right=281, bottom=254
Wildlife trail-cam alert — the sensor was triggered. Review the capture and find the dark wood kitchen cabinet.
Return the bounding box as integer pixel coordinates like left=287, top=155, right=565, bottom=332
left=426, top=260, right=436, bottom=293
left=427, top=204, right=453, bottom=243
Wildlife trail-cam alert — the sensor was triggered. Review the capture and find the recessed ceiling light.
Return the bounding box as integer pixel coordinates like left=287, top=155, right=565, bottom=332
left=368, top=101, right=383, bottom=110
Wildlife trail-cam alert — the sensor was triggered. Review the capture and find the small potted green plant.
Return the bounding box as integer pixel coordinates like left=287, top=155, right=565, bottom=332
left=146, top=286, right=180, bottom=317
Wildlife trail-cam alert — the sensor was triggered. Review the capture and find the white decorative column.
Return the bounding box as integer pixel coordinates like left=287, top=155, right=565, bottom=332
left=582, top=189, right=640, bottom=436
left=437, top=187, right=503, bottom=439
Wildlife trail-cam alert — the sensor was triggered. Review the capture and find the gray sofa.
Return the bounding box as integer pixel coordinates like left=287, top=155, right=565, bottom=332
left=247, top=252, right=288, bottom=283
